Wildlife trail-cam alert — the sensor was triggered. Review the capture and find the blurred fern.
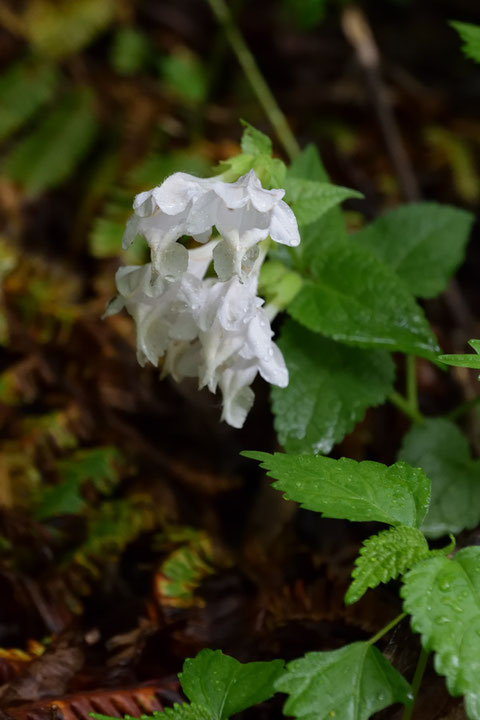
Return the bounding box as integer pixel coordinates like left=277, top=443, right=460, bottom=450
left=0, top=58, right=58, bottom=142
left=4, top=88, right=98, bottom=195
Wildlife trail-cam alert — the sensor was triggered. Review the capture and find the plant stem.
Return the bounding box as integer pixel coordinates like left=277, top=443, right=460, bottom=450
left=389, top=392, right=423, bottom=424
left=367, top=612, right=406, bottom=646
left=401, top=645, right=430, bottom=720
left=206, top=0, right=300, bottom=161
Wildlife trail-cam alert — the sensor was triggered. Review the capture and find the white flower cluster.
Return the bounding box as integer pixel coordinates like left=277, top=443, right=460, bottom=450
left=107, top=169, right=300, bottom=428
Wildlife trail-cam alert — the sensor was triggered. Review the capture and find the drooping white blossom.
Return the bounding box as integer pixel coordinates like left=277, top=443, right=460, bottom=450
left=109, top=166, right=300, bottom=428
left=122, top=173, right=215, bottom=279
left=187, top=169, right=300, bottom=280
left=123, top=169, right=300, bottom=282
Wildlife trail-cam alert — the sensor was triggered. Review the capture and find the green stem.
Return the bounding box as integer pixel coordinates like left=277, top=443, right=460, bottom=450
left=389, top=392, right=424, bottom=424
left=367, top=612, right=406, bottom=646
left=401, top=645, right=429, bottom=720
left=206, top=0, right=300, bottom=161
left=406, top=355, right=419, bottom=416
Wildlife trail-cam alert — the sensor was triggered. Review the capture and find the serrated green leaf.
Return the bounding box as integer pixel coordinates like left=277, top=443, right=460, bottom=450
left=451, top=21, right=480, bottom=64
left=275, top=643, right=412, bottom=720
left=402, top=547, right=480, bottom=719
left=35, top=475, right=86, bottom=520
left=92, top=703, right=212, bottom=720
left=25, top=0, right=116, bottom=59
left=240, top=120, right=272, bottom=156
left=242, top=453, right=430, bottom=528
left=180, top=649, right=284, bottom=720
left=285, top=176, right=362, bottom=227
left=271, top=320, right=395, bottom=454
left=58, top=447, right=122, bottom=495
left=0, top=59, right=58, bottom=142
left=157, top=529, right=214, bottom=608
left=346, top=526, right=429, bottom=605
left=4, top=89, right=97, bottom=194
left=287, top=144, right=348, bottom=262
left=288, top=239, right=440, bottom=360
left=439, top=339, right=480, bottom=373
left=353, top=203, right=473, bottom=298
left=398, top=418, right=480, bottom=538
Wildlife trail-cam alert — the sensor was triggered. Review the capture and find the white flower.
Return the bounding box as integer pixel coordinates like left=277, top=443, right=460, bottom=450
left=122, top=173, right=214, bottom=279
left=186, top=169, right=300, bottom=280
left=193, top=275, right=288, bottom=427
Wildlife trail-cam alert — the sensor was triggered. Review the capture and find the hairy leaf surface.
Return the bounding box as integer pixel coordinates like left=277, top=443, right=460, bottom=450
left=271, top=320, right=395, bottom=454
left=242, top=453, right=430, bottom=527
left=402, top=548, right=480, bottom=719
left=346, top=526, right=429, bottom=605
left=275, top=643, right=412, bottom=720
left=288, top=240, right=440, bottom=360
left=180, top=649, right=284, bottom=720
left=354, top=203, right=473, bottom=298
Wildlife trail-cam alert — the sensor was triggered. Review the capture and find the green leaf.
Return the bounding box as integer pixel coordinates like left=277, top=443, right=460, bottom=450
left=345, top=526, right=429, bottom=605
left=287, top=144, right=348, bottom=262
left=271, top=320, right=395, bottom=454
left=92, top=704, right=212, bottom=720
left=0, top=59, right=58, bottom=142
left=439, top=339, right=480, bottom=375
left=258, top=261, right=303, bottom=310
left=25, top=0, right=116, bottom=59
left=288, top=239, right=440, bottom=360
left=398, top=418, right=480, bottom=538
left=353, top=203, right=473, bottom=298
left=240, top=120, right=272, bottom=156
left=275, top=643, right=412, bottom=720
left=35, top=475, right=86, bottom=520
left=110, top=27, right=151, bottom=76
left=4, top=88, right=97, bottom=194
left=451, top=21, right=480, bottom=64
left=157, top=529, right=214, bottom=608
left=242, top=453, right=430, bottom=528
left=57, top=447, right=123, bottom=495
left=402, top=547, right=480, bottom=719
left=161, top=50, right=207, bottom=104
left=285, top=176, right=362, bottom=227
left=180, top=649, right=284, bottom=720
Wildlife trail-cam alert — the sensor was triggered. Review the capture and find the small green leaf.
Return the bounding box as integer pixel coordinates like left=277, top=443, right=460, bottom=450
left=451, top=21, right=480, bottom=64
left=288, top=239, right=440, bottom=360
left=275, top=643, right=412, bottom=720
left=258, top=262, right=303, bottom=310
left=346, top=526, right=429, bottom=605
left=271, top=320, right=395, bottom=454
left=242, top=452, right=430, bottom=528
left=110, top=27, right=151, bottom=76
left=161, top=50, right=207, bottom=104
left=399, top=418, right=480, bottom=538
left=162, top=704, right=213, bottom=720
left=35, top=475, right=86, bottom=520
left=0, top=59, right=58, bottom=142
left=402, top=547, right=480, bottom=719
left=180, top=649, right=284, bottom=720
left=240, top=120, right=272, bottom=156
left=57, top=447, right=123, bottom=495
left=439, top=339, right=480, bottom=374
left=4, top=88, right=97, bottom=194
left=354, top=203, right=473, bottom=298
left=285, top=176, right=362, bottom=227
